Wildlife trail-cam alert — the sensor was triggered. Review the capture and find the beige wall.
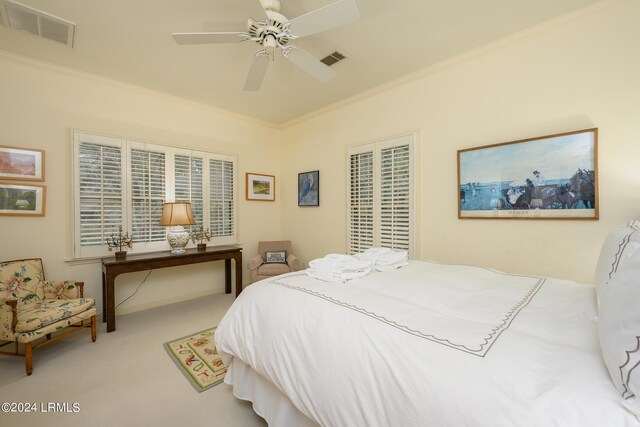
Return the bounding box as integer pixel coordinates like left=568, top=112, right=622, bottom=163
left=1, top=0, right=639, bottom=321
left=0, top=52, right=283, bottom=315
left=280, top=0, right=640, bottom=284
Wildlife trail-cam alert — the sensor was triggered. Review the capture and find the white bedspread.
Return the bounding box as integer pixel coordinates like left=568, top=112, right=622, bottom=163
left=215, top=260, right=638, bottom=426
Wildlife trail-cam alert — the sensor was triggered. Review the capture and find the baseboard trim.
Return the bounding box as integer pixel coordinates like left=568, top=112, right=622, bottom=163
left=115, top=289, right=223, bottom=316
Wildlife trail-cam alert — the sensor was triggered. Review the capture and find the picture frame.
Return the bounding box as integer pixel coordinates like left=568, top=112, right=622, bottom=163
left=0, top=145, right=45, bottom=181
left=298, top=170, right=319, bottom=207
left=246, top=172, right=275, bottom=201
left=458, top=128, right=598, bottom=220
left=0, top=183, right=46, bottom=216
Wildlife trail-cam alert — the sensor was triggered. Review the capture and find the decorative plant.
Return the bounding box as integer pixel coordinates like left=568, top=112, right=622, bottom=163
left=190, top=226, right=212, bottom=246
left=106, top=225, right=133, bottom=253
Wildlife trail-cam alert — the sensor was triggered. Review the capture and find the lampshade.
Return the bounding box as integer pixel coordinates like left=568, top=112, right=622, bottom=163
left=158, top=202, right=196, bottom=226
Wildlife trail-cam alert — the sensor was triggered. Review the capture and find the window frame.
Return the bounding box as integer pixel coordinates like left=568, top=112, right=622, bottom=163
left=72, top=131, right=238, bottom=260
left=345, top=134, right=416, bottom=258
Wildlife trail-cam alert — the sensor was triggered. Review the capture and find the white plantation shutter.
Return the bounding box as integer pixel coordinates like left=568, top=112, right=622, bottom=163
left=209, top=158, right=235, bottom=241
left=347, top=135, right=414, bottom=257
left=72, top=131, right=237, bottom=258
left=175, top=154, right=204, bottom=229
left=130, top=148, right=166, bottom=245
left=380, top=144, right=411, bottom=251
left=348, top=151, right=374, bottom=254
left=74, top=134, right=125, bottom=258
left=78, top=143, right=123, bottom=246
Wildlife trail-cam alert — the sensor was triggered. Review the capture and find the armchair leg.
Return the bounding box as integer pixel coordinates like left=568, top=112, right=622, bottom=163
left=25, top=342, right=33, bottom=376
left=91, top=316, right=97, bottom=342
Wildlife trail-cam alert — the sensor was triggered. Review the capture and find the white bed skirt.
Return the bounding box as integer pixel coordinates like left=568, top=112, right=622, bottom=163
left=225, top=357, right=319, bottom=427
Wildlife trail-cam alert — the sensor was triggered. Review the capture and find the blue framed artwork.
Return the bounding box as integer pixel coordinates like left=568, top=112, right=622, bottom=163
left=298, top=170, right=319, bottom=207
left=458, top=128, right=598, bottom=220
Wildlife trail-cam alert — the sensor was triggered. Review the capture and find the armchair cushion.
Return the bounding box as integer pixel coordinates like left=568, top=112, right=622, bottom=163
left=12, top=308, right=96, bottom=344
left=257, top=263, right=291, bottom=276
left=0, top=259, right=44, bottom=305
left=43, top=281, right=83, bottom=300
left=16, top=298, right=95, bottom=333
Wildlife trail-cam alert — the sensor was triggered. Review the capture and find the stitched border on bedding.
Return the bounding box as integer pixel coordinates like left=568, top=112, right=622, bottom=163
left=270, top=271, right=545, bottom=357
left=609, top=232, right=635, bottom=280
left=619, top=336, right=640, bottom=400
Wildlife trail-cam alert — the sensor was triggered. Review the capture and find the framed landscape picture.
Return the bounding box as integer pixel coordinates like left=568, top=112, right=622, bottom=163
left=458, top=128, right=598, bottom=220
left=246, top=172, right=275, bottom=201
left=298, top=170, right=319, bottom=207
left=0, top=183, right=46, bottom=216
left=0, top=145, right=45, bottom=181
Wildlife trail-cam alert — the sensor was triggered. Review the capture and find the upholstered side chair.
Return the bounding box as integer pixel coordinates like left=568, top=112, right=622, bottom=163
left=0, top=258, right=97, bottom=375
left=249, top=241, right=303, bottom=283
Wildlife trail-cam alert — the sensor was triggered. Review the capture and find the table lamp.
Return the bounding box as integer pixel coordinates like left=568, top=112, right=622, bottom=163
left=158, top=202, right=196, bottom=254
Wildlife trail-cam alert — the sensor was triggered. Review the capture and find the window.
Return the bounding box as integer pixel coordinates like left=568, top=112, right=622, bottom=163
left=175, top=154, right=204, bottom=229
left=72, top=132, right=237, bottom=259
left=209, top=159, right=235, bottom=238
left=347, top=135, right=415, bottom=257
left=130, top=146, right=166, bottom=248
left=76, top=137, right=124, bottom=254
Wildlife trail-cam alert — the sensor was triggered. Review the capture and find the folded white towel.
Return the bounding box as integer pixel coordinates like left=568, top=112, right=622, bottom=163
left=307, top=254, right=372, bottom=283
left=355, top=247, right=408, bottom=268
left=373, top=261, right=409, bottom=272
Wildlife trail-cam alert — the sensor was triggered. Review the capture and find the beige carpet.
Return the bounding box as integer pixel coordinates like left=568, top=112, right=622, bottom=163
left=0, top=294, right=266, bottom=427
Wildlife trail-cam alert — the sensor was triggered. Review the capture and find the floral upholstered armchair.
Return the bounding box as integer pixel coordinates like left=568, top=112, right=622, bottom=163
left=0, top=258, right=97, bottom=375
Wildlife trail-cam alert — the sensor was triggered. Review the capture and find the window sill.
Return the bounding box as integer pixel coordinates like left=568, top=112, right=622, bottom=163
left=66, top=242, right=241, bottom=265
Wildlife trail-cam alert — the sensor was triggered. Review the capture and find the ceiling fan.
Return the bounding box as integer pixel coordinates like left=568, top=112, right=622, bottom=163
left=172, top=0, right=359, bottom=91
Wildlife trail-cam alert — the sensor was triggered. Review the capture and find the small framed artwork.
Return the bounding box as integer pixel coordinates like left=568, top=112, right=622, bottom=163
left=458, top=128, right=598, bottom=220
left=0, top=145, right=45, bottom=181
left=298, top=170, right=319, bottom=207
left=246, top=172, right=275, bottom=201
left=0, top=183, right=46, bottom=216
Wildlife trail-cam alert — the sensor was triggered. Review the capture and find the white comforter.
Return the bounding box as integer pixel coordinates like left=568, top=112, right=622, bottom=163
left=215, top=260, right=638, bottom=426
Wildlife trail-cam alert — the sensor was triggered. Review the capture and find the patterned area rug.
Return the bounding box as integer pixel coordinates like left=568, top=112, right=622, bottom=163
left=164, top=327, right=227, bottom=392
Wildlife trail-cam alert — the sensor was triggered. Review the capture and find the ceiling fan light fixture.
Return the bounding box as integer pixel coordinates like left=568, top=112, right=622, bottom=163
left=263, top=34, right=276, bottom=49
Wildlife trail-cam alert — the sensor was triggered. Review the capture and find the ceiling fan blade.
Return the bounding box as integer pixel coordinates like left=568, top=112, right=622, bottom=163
left=244, top=50, right=271, bottom=91
left=288, top=0, right=360, bottom=38
left=285, top=46, right=336, bottom=83
left=248, top=0, right=268, bottom=21
left=172, top=32, right=248, bottom=45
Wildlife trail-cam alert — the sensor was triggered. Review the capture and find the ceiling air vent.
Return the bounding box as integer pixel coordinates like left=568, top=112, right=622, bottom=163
left=1, top=0, right=75, bottom=46
left=320, top=51, right=347, bottom=66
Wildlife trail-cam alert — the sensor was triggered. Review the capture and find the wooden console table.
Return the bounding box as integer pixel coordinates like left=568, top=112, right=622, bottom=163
left=101, top=245, right=242, bottom=333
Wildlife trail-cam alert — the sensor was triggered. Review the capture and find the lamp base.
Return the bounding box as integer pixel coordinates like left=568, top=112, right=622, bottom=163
left=167, top=226, right=190, bottom=254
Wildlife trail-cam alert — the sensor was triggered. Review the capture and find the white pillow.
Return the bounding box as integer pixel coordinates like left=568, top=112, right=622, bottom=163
left=596, top=220, right=640, bottom=408
left=595, top=220, right=640, bottom=289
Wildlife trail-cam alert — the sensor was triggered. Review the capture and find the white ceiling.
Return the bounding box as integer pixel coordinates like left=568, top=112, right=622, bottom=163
left=0, top=0, right=601, bottom=125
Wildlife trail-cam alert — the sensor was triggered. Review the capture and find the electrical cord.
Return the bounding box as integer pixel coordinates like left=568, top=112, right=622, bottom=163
left=94, top=270, right=153, bottom=319
left=115, top=269, right=153, bottom=310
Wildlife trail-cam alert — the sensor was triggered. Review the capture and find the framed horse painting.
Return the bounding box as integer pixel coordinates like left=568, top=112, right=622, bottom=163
left=457, top=128, right=598, bottom=220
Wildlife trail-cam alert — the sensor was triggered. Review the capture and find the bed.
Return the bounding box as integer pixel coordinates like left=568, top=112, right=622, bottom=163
left=215, top=259, right=638, bottom=426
